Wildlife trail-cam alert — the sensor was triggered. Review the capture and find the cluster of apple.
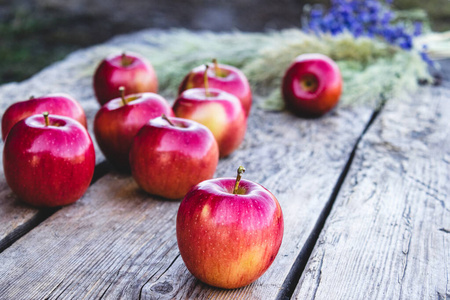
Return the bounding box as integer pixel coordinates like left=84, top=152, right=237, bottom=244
left=92, top=53, right=251, bottom=200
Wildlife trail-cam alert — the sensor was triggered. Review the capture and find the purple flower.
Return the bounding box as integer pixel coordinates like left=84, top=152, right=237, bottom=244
left=413, top=22, right=422, bottom=36
left=306, top=0, right=422, bottom=52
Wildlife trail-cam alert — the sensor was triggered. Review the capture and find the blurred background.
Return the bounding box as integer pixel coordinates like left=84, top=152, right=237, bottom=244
left=1, top=0, right=449, bottom=84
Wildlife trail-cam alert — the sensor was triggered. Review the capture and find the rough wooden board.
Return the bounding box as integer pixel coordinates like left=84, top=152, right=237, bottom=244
left=0, top=86, right=374, bottom=299
left=0, top=172, right=180, bottom=299
left=292, top=86, right=450, bottom=299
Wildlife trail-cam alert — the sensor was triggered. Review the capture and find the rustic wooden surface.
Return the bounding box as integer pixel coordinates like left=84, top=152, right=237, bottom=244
left=0, top=29, right=448, bottom=299
left=293, top=84, right=450, bottom=299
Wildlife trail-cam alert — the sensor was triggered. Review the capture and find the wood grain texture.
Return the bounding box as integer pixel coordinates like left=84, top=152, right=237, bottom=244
left=293, top=86, right=450, bottom=299
left=0, top=90, right=374, bottom=298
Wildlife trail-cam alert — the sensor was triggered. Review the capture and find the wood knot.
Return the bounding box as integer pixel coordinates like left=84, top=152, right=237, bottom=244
left=151, top=281, right=174, bottom=294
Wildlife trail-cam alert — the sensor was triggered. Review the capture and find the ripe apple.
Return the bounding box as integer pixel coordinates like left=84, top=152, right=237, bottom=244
left=1, top=94, right=87, bottom=141
left=177, top=166, right=284, bottom=289
left=3, top=112, right=95, bottom=207
left=178, top=59, right=252, bottom=116
left=282, top=53, right=342, bottom=118
left=94, top=87, right=174, bottom=171
left=93, top=52, right=158, bottom=105
left=129, top=115, right=219, bottom=200
left=173, top=73, right=246, bottom=158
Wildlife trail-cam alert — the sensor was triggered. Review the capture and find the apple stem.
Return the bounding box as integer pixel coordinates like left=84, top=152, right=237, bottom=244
left=43, top=112, right=49, bottom=127
left=29, top=95, right=35, bottom=100
left=119, top=86, right=127, bottom=105
left=121, top=52, right=132, bottom=67
left=204, top=64, right=210, bottom=98
left=212, top=58, right=220, bottom=76
left=233, top=166, right=246, bottom=194
left=162, top=114, right=175, bottom=126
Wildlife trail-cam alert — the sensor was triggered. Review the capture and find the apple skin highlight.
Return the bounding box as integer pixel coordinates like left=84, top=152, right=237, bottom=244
left=1, top=94, right=87, bottom=141
left=173, top=88, right=247, bottom=158
left=178, top=62, right=252, bottom=116
left=282, top=53, right=342, bottom=118
left=93, top=52, right=158, bottom=105
left=129, top=116, right=219, bottom=200
left=177, top=178, right=284, bottom=289
left=3, top=114, right=95, bottom=207
left=94, top=92, right=173, bottom=171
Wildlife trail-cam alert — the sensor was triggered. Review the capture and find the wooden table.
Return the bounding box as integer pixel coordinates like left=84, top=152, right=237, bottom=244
left=0, top=30, right=449, bottom=299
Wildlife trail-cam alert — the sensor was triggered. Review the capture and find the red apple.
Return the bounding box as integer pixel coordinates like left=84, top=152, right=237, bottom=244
left=282, top=53, right=342, bottom=118
left=93, top=52, right=158, bottom=105
left=1, top=94, right=87, bottom=141
left=94, top=87, right=174, bottom=171
left=178, top=59, right=252, bottom=116
left=177, top=166, right=284, bottom=289
left=129, top=115, right=219, bottom=200
left=3, top=112, right=95, bottom=207
left=173, top=87, right=246, bottom=158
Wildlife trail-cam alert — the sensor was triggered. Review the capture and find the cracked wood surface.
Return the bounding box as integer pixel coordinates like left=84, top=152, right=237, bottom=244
left=0, top=29, right=376, bottom=300
left=292, top=84, right=450, bottom=299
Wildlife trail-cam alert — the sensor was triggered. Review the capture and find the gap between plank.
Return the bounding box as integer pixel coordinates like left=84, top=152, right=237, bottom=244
left=0, top=160, right=112, bottom=254
left=276, top=101, right=386, bottom=300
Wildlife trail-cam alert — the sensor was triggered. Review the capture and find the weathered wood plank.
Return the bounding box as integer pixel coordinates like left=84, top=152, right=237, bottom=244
left=0, top=81, right=374, bottom=299
left=292, top=83, right=450, bottom=298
